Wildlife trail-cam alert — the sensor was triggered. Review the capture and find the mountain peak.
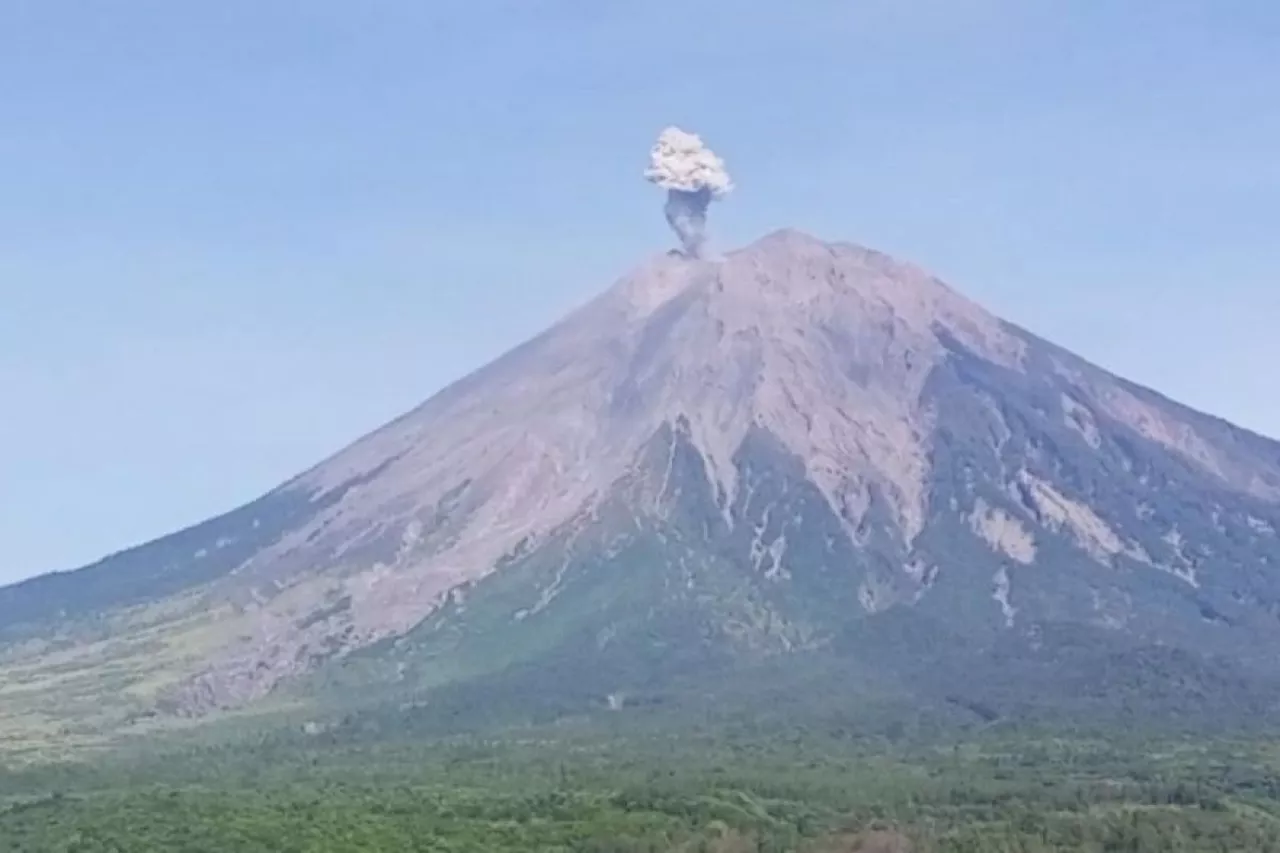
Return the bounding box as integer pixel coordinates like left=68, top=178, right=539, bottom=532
left=176, top=234, right=1034, bottom=676
left=735, top=226, right=829, bottom=252
left=4, top=230, right=1280, bottom=731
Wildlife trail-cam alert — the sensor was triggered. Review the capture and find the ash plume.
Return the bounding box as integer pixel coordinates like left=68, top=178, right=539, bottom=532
left=644, top=126, right=733, bottom=258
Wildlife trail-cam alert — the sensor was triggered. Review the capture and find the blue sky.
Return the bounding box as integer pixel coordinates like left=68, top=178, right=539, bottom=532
left=2, top=1, right=1277, bottom=584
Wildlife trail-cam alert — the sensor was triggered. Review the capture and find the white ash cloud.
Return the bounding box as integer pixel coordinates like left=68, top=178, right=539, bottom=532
left=644, top=126, right=733, bottom=258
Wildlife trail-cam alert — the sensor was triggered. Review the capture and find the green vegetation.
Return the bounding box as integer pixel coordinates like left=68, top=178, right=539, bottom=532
left=5, top=718, right=1280, bottom=852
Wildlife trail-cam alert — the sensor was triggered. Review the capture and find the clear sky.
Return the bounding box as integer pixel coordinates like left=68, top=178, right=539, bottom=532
left=2, top=1, right=1277, bottom=585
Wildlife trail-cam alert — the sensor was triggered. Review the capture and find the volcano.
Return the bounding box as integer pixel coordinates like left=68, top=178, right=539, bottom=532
left=4, top=230, right=1280, bottom=743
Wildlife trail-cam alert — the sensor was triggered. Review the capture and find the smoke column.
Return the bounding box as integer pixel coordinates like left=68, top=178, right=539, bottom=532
left=644, top=127, right=733, bottom=258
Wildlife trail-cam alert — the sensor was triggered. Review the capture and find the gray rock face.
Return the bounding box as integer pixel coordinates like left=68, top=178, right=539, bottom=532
left=4, top=229, right=1280, bottom=732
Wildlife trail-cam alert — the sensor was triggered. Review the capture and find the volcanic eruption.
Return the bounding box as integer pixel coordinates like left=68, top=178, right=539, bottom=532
left=644, top=126, right=733, bottom=258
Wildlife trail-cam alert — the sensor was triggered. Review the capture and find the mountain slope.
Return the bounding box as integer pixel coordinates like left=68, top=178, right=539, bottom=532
left=3, top=230, right=1279, bottom=748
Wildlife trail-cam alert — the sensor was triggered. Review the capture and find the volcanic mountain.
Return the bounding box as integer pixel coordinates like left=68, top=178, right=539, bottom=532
left=4, top=230, right=1280, bottom=747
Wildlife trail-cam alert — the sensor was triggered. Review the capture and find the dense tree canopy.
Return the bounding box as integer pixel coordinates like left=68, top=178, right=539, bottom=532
left=5, top=722, right=1280, bottom=852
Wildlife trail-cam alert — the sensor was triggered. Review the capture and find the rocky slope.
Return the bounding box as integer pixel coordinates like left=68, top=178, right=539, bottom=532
left=3, top=230, right=1279, bottom=743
